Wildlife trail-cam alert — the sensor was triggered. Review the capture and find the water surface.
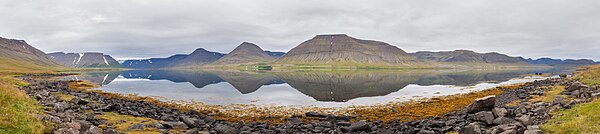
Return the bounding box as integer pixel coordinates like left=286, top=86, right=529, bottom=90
left=62, top=68, right=561, bottom=107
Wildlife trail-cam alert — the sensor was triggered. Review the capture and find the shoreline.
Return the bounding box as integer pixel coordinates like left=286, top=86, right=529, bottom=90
left=17, top=73, right=599, bottom=133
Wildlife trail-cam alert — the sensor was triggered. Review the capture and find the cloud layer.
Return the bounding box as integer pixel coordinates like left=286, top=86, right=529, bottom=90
left=1, top=0, right=599, bottom=60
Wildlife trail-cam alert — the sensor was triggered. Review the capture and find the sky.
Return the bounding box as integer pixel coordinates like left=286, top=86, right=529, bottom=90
left=1, top=0, right=599, bottom=60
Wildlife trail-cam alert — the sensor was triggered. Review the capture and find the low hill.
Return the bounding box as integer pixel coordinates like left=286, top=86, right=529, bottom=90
left=264, top=51, right=286, bottom=58
left=121, top=54, right=188, bottom=68
left=276, top=34, right=418, bottom=65
left=527, top=58, right=597, bottom=66
left=410, top=50, right=528, bottom=64
left=48, top=52, right=121, bottom=68
left=0, top=37, right=62, bottom=72
left=211, top=42, right=275, bottom=65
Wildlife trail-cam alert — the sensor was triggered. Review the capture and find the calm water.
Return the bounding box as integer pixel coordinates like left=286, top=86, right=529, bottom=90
left=62, top=68, right=565, bottom=107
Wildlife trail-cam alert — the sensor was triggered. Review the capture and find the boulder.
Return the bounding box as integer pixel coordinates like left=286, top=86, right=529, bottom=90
left=492, top=108, right=508, bottom=117
left=180, top=116, right=198, bottom=128
left=493, top=117, right=516, bottom=125
left=473, top=111, right=494, bottom=125
left=84, top=126, right=103, bottom=134
left=127, top=124, right=146, bottom=130
left=467, top=96, right=496, bottom=113
left=524, top=129, right=543, bottom=134
left=214, top=124, right=240, bottom=134
left=460, top=122, right=482, bottom=134
left=346, top=120, right=370, bottom=132
left=305, top=112, right=326, bottom=118
left=55, top=128, right=79, bottom=134
left=162, top=121, right=189, bottom=129
left=518, top=115, right=533, bottom=126
left=567, top=82, right=589, bottom=91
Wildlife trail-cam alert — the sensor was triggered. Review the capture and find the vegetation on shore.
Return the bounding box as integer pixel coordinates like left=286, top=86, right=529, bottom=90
left=541, top=65, right=600, bottom=133
left=0, top=76, right=45, bottom=134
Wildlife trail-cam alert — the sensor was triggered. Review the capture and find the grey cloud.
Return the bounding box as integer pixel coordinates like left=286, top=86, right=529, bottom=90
left=1, top=0, right=599, bottom=60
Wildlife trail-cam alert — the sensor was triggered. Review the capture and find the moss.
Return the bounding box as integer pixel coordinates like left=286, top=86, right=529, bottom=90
left=0, top=76, right=45, bottom=134
left=52, top=93, right=76, bottom=102
left=571, top=65, right=600, bottom=86
left=95, top=112, right=161, bottom=133
left=541, top=99, right=600, bottom=133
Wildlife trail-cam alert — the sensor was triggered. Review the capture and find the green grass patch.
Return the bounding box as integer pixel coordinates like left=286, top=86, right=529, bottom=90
left=95, top=112, right=161, bottom=133
left=572, top=65, right=600, bottom=86
left=0, top=76, right=45, bottom=134
left=529, top=86, right=567, bottom=103
left=541, top=99, right=600, bottom=133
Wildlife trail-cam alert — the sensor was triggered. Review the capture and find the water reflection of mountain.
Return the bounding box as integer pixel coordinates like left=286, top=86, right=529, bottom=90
left=63, top=71, right=120, bottom=85
left=210, top=71, right=285, bottom=94
left=120, top=70, right=223, bottom=88
left=275, top=71, right=416, bottom=102
left=74, top=68, right=556, bottom=102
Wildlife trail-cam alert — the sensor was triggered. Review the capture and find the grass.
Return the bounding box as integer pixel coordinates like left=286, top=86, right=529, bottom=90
left=529, top=86, right=567, bottom=103
left=541, top=100, right=600, bottom=133
left=0, top=75, right=46, bottom=134
left=95, top=112, right=162, bottom=133
left=540, top=65, right=600, bottom=133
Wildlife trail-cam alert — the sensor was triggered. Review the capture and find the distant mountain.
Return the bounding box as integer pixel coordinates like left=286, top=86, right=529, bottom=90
left=212, top=42, right=275, bottom=65
left=121, top=54, right=188, bottom=68
left=166, top=48, right=225, bottom=67
left=410, top=50, right=528, bottom=64
left=264, top=51, right=285, bottom=58
left=276, top=34, right=417, bottom=65
left=0, top=37, right=62, bottom=70
left=528, top=58, right=597, bottom=66
left=48, top=52, right=121, bottom=68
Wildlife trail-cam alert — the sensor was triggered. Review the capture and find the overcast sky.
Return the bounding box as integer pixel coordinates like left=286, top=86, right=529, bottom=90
left=1, top=0, right=599, bottom=60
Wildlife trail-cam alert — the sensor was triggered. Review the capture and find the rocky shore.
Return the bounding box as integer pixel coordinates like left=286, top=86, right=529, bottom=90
left=18, top=75, right=599, bottom=134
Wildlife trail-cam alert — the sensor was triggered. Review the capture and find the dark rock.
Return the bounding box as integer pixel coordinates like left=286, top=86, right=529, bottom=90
left=180, top=116, right=198, bottom=128
left=493, top=117, right=516, bottom=125
left=102, top=129, right=119, bottom=134
left=128, top=124, right=146, bottom=130
left=554, top=96, right=566, bottom=106
left=306, top=112, right=326, bottom=118
left=567, top=82, right=589, bottom=91
left=467, top=96, right=496, bottom=113
left=147, top=122, right=166, bottom=129
left=55, top=128, right=79, bottom=134
left=473, top=111, right=494, bottom=125
left=347, top=120, right=370, bottom=132
left=518, top=115, right=533, bottom=126
left=162, top=121, right=188, bottom=129
left=493, top=108, right=508, bottom=117
left=460, top=122, right=482, bottom=134
left=524, top=129, right=543, bottom=134
left=214, top=124, right=240, bottom=134
left=184, top=128, right=199, bottom=134
left=337, top=121, right=351, bottom=126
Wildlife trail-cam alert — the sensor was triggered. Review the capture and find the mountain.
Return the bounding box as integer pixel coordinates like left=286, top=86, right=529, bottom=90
left=121, top=54, right=188, bottom=68
left=528, top=58, right=597, bottom=66
left=169, top=48, right=224, bottom=67
left=264, top=51, right=286, bottom=58
left=0, top=37, right=62, bottom=71
left=212, top=42, right=275, bottom=65
left=47, top=52, right=121, bottom=68
left=276, top=34, right=417, bottom=65
left=410, top=50, right=528, bottom=64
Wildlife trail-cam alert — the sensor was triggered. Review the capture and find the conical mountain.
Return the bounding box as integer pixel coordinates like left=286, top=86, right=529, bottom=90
left=212, top=42, right=275, bottom=65
left=170, top=48, right=224, bottom=67
left=0, top=37, right=62, bottom=70
left=276, top=34, right=417, bottom=65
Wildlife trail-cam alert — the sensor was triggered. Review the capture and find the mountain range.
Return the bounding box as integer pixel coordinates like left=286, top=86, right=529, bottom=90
left=0, top=37, right=62, bottom=71
left=47, top=52, right=121, bottom=68
left=1, top=35, right=598, bottom=70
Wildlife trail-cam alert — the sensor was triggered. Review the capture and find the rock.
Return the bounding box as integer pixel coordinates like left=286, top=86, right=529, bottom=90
left=524, top=129, right=543, bottom=134
left=54, top=102, right=71, bottom=113
left=532, top=107, right=546, bottom=114
left=567, top=82, right=589, bottom=91
left=338, top=121, right=351, bottom=126
left=184, top=128, right=199, bottom=134
left=346, top=120, right=369, bottom=132
left=180, top=116, right=198, bottom=128
left=162, top=121, right=189, bottom=129
left=147, top=122, right=166, bottom=129
left=518, top=115, right=533, bottom=126
left=467, top=96, right=496, bottom=113
left=305, top=112, right=326, bottom=118
left=493, top=117, right=516, bottom=125
left=492, top=108, right=508, bottom=117
left=460, top=122, right=482, bottom=134
left=473, top=111, right=494, bottom=125
left=214, top=124, right=240, bottom=134
left=55, top=128, right=79, bottom=134
left=84, top=126, right=103, bottom=134
left=418, top=130, right=436, bottom=134
left=592, top=92, right=600, bottom=98
left=128, top=124, right=146, bottom=130
left=286, top=118, right=302, bottom=125
left=103, top=129, right=119, bottom=134
left=500, top=129, right=518, bottom=134
left=554, top=96, right=566, bottom=106
left=59, top=121, right=82, bottom=130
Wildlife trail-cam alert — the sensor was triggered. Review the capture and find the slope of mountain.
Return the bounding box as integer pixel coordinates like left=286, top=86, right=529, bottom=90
left=264, top=51, right=286, bottom=58
left=169, top=48, right=224, bottom=67
left=48, top=52, right=121, bottom=68
left=212, top=42, right=275, bottom=65
left=276, top=34, right=417, bottom=65
left=528, top=58, right=597, bottom=66
left=410, top=50, right=528, bottom=64
left=121, top=54, right=188, bottom=68
left=0, top=37, right=62, bottom=71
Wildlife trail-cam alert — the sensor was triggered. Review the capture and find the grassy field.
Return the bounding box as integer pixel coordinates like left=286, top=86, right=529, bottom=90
left=541, top=64, right=600, bottom=133
left=0, top=76, right=46, bottom=134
